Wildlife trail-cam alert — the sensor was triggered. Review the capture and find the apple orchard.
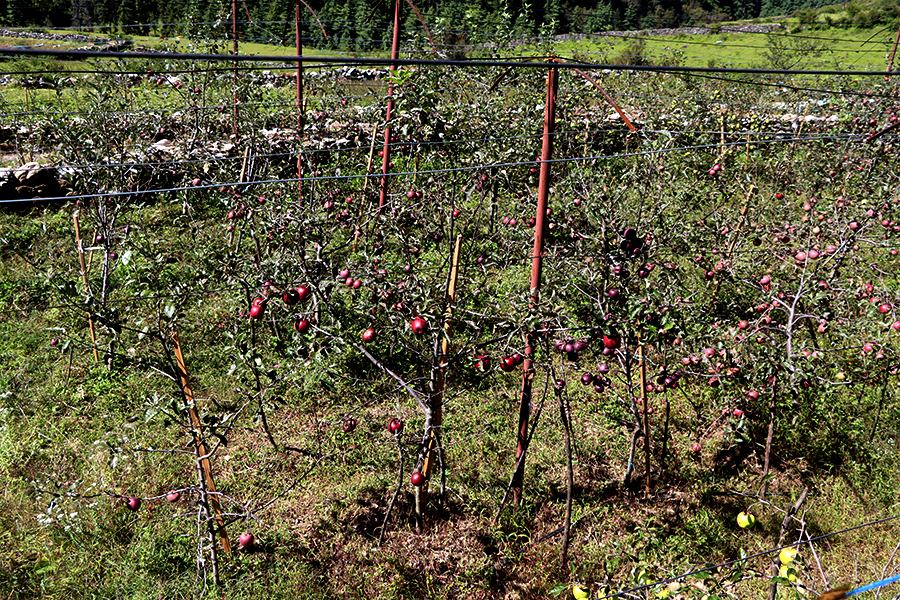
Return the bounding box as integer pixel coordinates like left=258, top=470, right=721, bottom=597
left=3, top=50, right=900, bottom=597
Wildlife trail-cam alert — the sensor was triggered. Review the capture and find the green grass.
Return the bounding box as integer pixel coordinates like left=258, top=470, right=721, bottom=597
left=2, top=20, right=896, bottom=71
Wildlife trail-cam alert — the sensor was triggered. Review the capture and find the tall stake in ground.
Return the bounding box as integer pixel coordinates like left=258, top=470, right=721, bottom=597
left=295, top=1, right=303, bottom=205
left=417, top=234, right=462, bottom=518
left=638, top=340, right=650, bottom=497
left=512, top=66, right=558, bottom=505
left=378, top=0, right=401, bottom=214
left=293, top=0, right=328, bottom=207
left=171, top=333, right=231, bottom=556
left=73, top=212, right=99, bottom=364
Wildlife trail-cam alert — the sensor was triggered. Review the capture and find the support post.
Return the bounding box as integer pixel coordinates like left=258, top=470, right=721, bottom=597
left=888, top=21, right=900, bottom=72
left=638, top=340, right=650, bottom=497
left=512, top=66, right=558, bottom=504
left=378, top=0, right=401, bottom=214
left=419, top=234, right=462, bottom=510
left=73, top=212, right=99, bottom=364
left=171, top=333, right=232, bottom=556
left=296, top=2, right=303, bottom=205
left=232, top=0, right=239, bottom=135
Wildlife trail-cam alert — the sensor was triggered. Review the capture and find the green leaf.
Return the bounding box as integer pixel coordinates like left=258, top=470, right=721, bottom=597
left=547, top=582, right=568, bottom=596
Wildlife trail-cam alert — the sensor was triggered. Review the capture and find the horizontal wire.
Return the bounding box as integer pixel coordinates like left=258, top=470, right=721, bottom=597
left=0, top=131, right=877, bottom=205
left=2, top=127, right=853, bottom=173
left=1, top=46, right=896, bottom=76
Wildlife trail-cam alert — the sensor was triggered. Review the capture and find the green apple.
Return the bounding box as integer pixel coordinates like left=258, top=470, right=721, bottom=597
left=572, top=585, right=588, bottom=600
left=737, top=511, right=756, bottom=528
left=779, top=547, right=798, bottom=565
left=779, top=564, right=798, bottom=582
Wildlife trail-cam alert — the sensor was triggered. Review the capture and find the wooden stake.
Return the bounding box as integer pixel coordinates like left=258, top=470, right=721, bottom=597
left=73, top=212, right=99, bottom=364
left=420, top=235, right=462, bottom=502
left=638, top=340, right=650, bottom=498
left=171, top=333, right=232, bottom=555
left=239, top=146, right=250, bottom=185
left=363, top=123, right=379, bottom=192
left=377, top=0, right=401, bottom=215
left=353, top=125, right=381, bottom=253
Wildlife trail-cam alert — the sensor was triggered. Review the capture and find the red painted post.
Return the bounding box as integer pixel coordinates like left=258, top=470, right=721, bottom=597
left=378, top=0, right=401, bottom=214
left=512, top=66, right=558, bottom=504
left=889, top=22, right=900, bottom=72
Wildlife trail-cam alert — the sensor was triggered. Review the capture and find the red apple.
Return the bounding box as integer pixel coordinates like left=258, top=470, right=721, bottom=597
left=690, top=442, right=701, bottom=453
left=879, top=304, right=891, bottom=314
left=239, top=531, right=254, bottom=548
left=126, top=497, right=141, bottom=511
left=296, top=285, right=311, bottom=302
left=602, top=334, right=620, bottom=350
left=411, top=472, right=425, bottom=486
left=283, top=289, right=300, bottom=305
left=249, top=303, right=265, bottom=320
left=294, top=319, right=310, bottom=334
left=362, top=328, right=376, bottom=343
left=892, top=321, right=900, bottom=331
left=166, top=491, right=180, bottom=502
left=389, top=418, right=403, bottom=434
left=342, top=417, right=356, bottom=433
left=475, top=355, right=491, bottom=371
left=410, top=316, right=427, bottom=335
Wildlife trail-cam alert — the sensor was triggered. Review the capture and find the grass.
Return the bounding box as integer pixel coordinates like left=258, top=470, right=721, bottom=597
left=3, top=300, right=898, bottom=598
left=2, top=20, right=897, bottom=71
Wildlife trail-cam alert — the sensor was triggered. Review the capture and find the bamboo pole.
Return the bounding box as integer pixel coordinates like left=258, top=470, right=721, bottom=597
left=638, top=340, right=650, bottom=498
left=420, top=234, right=462, bottom=505
left=171, top=333, right=232, bottom=555
left=377, top=0, right=401, bottom=214
left=353, top=125, right=381, bottom=252
left=512, top=66, right=558, bottom=504
left=73, top=212, right=99, bottom=363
